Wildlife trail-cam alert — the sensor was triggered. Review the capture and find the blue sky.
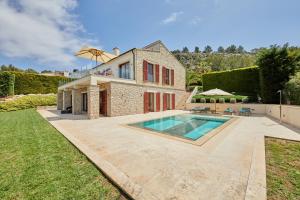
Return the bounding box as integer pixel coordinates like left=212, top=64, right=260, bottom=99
left=0, top=0, right=299, bottom=71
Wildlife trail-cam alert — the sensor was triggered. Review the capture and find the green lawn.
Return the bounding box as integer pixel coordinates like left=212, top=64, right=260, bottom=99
left=0, top=109, right=125, bottom=200
left=265, top=137, right=300, bottom=200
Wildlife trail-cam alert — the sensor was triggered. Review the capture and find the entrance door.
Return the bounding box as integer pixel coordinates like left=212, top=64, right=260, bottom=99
left=100, top=90, right=107, bottom=116
left=82, top=93, right=88, bottom=112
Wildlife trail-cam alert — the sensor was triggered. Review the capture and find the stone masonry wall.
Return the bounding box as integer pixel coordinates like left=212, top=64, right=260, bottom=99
left=57, top=91, right=63, bottom=110
left=63, top=90, right=71, bottom=110
left=109, top=82, right=186, bottom=116
left=87, top=85, right=100, bottom=119
left=135, top=44, right=186, bottom=91
left=72, top=89, right=82, bottom=114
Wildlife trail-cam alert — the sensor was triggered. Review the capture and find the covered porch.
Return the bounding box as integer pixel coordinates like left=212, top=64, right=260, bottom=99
left=57, top=75, right=135, bottom=119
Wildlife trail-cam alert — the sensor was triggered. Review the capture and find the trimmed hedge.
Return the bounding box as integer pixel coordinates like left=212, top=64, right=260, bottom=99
left=0, top=94, right=56, bottom=112
left=202, top=66, right=260, bottom=101
left=192, top=94, right=247, bottom=103
left=0, top=72, right=15, bottom=97
left=8, top=72, right=70, bottom=95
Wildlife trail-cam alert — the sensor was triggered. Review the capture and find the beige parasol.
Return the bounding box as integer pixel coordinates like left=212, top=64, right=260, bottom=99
left=199, top=88, right=233, bottom=113
left=75, top=46, right=116, bottom=65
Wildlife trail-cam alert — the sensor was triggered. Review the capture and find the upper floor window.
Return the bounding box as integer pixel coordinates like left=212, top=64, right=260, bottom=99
left=147, top=63, right=154, bottom=82
left=119, top=62, right=130, bottom=79
left=163, top=67, right=174, bottom=86
left=165, top=68, right=170, bottom=85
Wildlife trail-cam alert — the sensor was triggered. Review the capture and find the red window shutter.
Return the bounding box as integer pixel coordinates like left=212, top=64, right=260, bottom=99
left=171, top=69, right=174, bottom=86
left=162, top=67, right=166, bottom=85
left=172, top=93, right=175, bottom=110
left=143, top=60, right=148, bottom=81
left=144, top=92, right=149, bottom=113
left=155, top=64, right=159, bottom=83
left=156, top=93, right=160, bottom=112
left=163, top=93, right=167, bottom=111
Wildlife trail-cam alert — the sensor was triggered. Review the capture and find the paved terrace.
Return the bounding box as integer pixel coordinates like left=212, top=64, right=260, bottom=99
left=38, top=109, right=300, bottom=200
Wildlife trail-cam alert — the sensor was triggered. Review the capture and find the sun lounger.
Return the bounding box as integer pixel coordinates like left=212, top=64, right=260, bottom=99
left=224, top=107, right=235, bottom=115
left=239, top=107, right=251, bottom=116
left=191, top=106, right=210, bottom=113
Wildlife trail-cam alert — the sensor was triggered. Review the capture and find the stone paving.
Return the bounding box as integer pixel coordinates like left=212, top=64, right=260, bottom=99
left=38, top=109, right=300, bottom=200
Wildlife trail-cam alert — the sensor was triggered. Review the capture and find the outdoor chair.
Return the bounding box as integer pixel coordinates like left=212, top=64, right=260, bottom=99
left=224, top=107, right=235, bottom=115
left=61, top=106, right=72, bottom=114
left=191, top=106, right=210, bottom=113
left=239, top=107, right=252, bottom=116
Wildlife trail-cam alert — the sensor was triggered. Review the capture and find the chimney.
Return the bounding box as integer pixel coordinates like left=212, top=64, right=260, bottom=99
left=113, top=47, right=120, bottom=56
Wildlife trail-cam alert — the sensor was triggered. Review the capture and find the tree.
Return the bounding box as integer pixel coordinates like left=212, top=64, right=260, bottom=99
left=237, top=45, right=245, bottom=53
left=25, top=68, right=38, bottom=74
left=285, top=72, right=300, bottom=105
left=217, top=46, right=225, bottom=53
left=172, top=49, right=180, bottom=54
left=203, top=45, right=212, bottom=54
left=0, top=64, right=23, bottom=72
left=194, top=46, right=200, bottom=53
left=182, top=47, right=189, bottom=53
left=41, top=70, right=52, bottom=73
left=226, top=45, right=237, bottom=53
left=256, top=44, right=300, bottom=103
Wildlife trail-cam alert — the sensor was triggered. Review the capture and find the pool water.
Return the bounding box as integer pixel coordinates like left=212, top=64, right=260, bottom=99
left=129, top=114, right=230, bottom=141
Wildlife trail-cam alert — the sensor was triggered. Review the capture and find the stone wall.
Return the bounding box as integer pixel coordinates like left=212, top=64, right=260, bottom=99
left=109, top=82, right=186, bottom=116
left=135, top=45, right=186, bottom=91
left=62, top=90, right=71, bottom=110
left=57, top=91, right=63, bottom=110
left=87, top=85, right=99, bottom=119
left=72, top=89, right=82, bottom=114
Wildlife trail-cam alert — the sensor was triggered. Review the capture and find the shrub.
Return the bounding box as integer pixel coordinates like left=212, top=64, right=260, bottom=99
left=242, top=97, right=249, bottom=103
left=8, top=72, right=71, bottom=95
left=200, top=98, right=206, bottom=103
left=210, top=98, right=216, bottom=103
left=284, top=72, right=300, bottom=105
left=230, top=98, right=236, bottom=103
left=219, top=98, right=225, bottom=103
left=192, top=94, right=247, bottom=103
left=0, top=94, right=56, bottom=112
left=0, top=72, right=15, bottom=97
left=202, top=66, right=260, bottom=101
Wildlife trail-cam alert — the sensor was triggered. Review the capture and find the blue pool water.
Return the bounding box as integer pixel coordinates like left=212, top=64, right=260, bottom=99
left=129, top=114, right=230, bottom=141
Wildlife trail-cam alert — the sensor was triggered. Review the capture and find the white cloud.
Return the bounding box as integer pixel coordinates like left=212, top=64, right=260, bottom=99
left=189, top=16, right=203, bottom=25
left=0, top=0, right=97, bottom=66
left=162, top=11, right=183, bottom=24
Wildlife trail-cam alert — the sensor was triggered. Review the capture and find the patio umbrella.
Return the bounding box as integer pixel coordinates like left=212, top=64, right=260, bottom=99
left=199, top=88, right=233, bottom=113
left=75, top=46, right=116, bottom=66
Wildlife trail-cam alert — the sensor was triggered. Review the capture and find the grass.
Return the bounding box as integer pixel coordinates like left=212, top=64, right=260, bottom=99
left=265, top=137, right=300, bottom=200
left=0, top=95, right=56, bottom=112
left=0, top=109, right=124, bottom=200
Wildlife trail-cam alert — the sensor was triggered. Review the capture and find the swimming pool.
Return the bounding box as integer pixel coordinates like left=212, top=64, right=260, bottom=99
left=129, top=114, right=230, bottom=141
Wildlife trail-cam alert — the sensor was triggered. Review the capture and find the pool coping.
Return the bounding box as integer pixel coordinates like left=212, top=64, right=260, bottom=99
left=122, top=113, right=239, bottom=147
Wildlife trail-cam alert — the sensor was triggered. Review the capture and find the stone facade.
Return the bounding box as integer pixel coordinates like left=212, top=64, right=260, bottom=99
left=109, top=81, right=186, bottom=117
left=87, top=85, right=100, bottom=119
left=62, top=90, right=71, bottom=110
left=72, top=89, right=82, bottom=115
left=57, top=91, right=63, bottom=110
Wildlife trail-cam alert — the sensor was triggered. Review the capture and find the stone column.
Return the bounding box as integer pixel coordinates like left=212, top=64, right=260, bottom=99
left=72, top=89, right=81, bottom=115
left=62, top=90, right=72, bottom=110
left=57, top=91, right=63, bottom=110
left=87, top=85, right=99, bottom=119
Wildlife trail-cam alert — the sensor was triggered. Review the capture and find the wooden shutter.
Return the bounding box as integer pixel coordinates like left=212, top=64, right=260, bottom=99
left=156, top=93, right=160, bottom=112
left=163, top=93, right=167, bottom=111
left=155, top=64, right=159, bottom=83
left=144, top=92, right=149, bottom=113
left=162, top=67, right=166, bottom=85
left=172, top=93, right=175, bottom=110
left=143, top=60, right=148, bottom=81
left=171, top=69, right=174, bottom=86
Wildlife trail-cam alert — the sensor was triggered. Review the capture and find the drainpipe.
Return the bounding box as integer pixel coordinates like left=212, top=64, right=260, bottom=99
left=132, top=49, right=136, bottom=80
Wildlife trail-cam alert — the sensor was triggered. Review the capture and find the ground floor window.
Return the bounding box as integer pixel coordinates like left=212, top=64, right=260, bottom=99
left=144, top=92, right=156, bottom=113
left=163, top=93, right=175, bottom=111
left=82, top=93, right=88, bottom=112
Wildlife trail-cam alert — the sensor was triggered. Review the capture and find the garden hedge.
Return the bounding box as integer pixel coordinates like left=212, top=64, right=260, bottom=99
left=202, top=66, right=260, bottom=101
left=8, top=72, right=70, bottom=95
left=0, top=72, right=15, bottom=97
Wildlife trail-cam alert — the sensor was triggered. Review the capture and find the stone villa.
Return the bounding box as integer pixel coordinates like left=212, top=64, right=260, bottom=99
left=57, top=41, right=188, bottom=119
